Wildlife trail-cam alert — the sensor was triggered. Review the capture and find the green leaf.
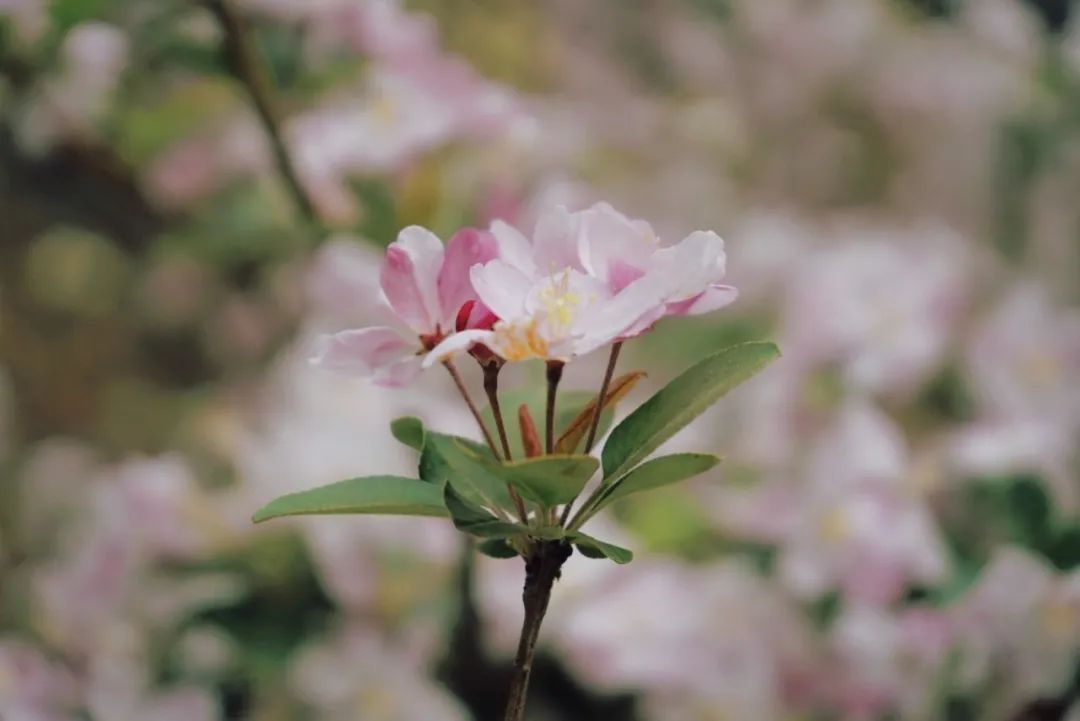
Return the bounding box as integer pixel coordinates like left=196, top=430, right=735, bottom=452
left=569, top=532, right=634, bottom=564
left=443, top=484, right=527, bottom=539
left=590, top=453, right=720, bottom=514
left=487, top=455, right=599, bottom=508
left=421, top=433, right=512, bottom=510
left=601, top=341, right=779, bottom=481
left=482, top=389, right=613, bottom=460
left=252, top=476, right=448, bottom=523
left=477, top=538, right=519, bottom=559
left=390, top=416, right=425, bottom=453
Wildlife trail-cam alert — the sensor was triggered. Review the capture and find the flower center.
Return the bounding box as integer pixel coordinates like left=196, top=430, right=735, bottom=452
left=492, top=318, right=550, bottom=362
left=536, top=269, right=583, bottom=329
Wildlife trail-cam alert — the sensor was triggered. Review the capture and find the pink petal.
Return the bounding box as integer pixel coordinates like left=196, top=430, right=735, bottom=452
left=608, top=260, right=647, bottom=293
left=577, top=202, right=657, bottom=285
left=437, top=227, right=498, bottom=325
left=373, top=355, right=424, bottom=388
left=380, top=226, right=444, bottom=334
left=456, top=299, right=498, bottom=331
left=667, top=284, right=739, bottom=316
left=311, top=327, right=417, bottom=379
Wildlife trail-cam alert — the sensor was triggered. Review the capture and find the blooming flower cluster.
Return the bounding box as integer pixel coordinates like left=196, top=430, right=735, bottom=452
left=313, top=202, right=736, bottom=382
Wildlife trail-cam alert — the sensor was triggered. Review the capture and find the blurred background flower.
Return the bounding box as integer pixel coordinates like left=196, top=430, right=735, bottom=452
left=0, top=0, right=1077, bottom=719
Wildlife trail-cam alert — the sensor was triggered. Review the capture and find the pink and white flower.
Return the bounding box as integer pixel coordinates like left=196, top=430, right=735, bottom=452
left=427, top=202, right=737, bottom=363
left=951, top=283, right=1080, bottom=514
left=722, top=400, right=949, bottom=606
left=951, top=548, right=1080, bottom=715
left=312, top=226, right=498, bottom=387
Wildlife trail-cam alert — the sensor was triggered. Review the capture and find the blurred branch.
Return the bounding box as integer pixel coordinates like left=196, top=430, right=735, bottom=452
left=205, top=0, right=322, bottom=234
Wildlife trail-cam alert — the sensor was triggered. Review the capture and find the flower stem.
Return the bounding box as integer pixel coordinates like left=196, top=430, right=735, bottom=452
left=482, top=362, right=530, bottom=524
left=443, top=360, right=501, bottom=460
left=503, top=541, right=571, bottom=721
left=482, top=363, right=514, bottom=461
left=559, top=343, right=623, bottom=525
left=583, top=342, right=622, bottom=454
left=544, top=361, right=565, bottom=455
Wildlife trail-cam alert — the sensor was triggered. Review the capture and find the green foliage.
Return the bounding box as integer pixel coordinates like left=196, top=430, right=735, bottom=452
left=589, top=453, right=719, bottom=515
left=50, top=0, right=125, bottom=31
left=251, top=475, right=448, bottom=523
left=443, top=484, right=529, bottom=539
left=944, top=474, right=1080, bottom=571
left=486, top=455, right=598, bottom=508
left=390, top=416, right=425, bottom=453
left=569, top=532, right=634, bottom=564
left=602, top=341, right=780, bottom=482
left=477, top=538, right=519, bottom=559
left=420, top=433, right=513, bottom=509
left=254, top=342, right=779, bottom=568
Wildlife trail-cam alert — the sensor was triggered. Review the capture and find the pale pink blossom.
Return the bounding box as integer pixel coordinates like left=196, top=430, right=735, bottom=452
left=312, top=225, right=499, bottom=387
left=144, top=118, right=268, bottom=210
left=761, top=401, right=949, bottom=606
left=428, top=203, right=735, bottom=363
left=289, top=626, right=470, bottom=721
left=781, top=224, right=970, bottom=396
left=15, top=22, right=129, bottom=154
left=0, top=0, right=49, bottom=46
left=533, top=559, right=814, bottom=720
left=951, top=548, right=1080, bottom=718
left=305, top=237, right=385, bottom=326
left=826, top=605, right=955, bottom=720
left=0, top=640, right=79, bottom=721
left=952, top=284, right=1080, bottom=513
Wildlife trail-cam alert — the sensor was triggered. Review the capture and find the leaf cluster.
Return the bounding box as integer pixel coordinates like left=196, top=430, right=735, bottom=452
left=253, top=342, right=780, bottom=564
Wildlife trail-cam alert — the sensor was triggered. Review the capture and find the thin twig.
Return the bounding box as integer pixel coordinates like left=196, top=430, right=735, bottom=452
left=559, top=343, right=622, bottom=526
left=544, top=361, right=564, bottom=455
left=482, top=363, right=530, bottom=524
left=205, top=0, right=321, bottom=230
left=482, top=363, right=514, bottom=461
left=443, top=360, right=501, bottom=460
left=583, top=341, right=623, bottom=454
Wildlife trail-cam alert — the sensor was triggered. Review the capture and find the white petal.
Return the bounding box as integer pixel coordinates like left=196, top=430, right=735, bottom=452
left=532, top=205, right=582, bottom=272
left=423, top=329, right=495, bottom=367
left=489, top=220, right=536, bottom=275
left=573, top=271, right=670, bottom=355
left=654, top=230, right=728, bottom=301
left=470, top=260, right=533, bottom=321
left=671, top=284, right=739, bottom=316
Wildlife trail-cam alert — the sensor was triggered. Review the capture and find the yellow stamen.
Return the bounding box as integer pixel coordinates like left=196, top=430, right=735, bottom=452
left=495, top=319, right=550, bottom=361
